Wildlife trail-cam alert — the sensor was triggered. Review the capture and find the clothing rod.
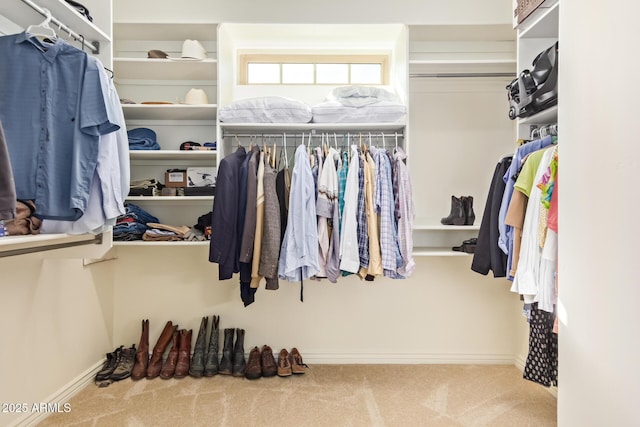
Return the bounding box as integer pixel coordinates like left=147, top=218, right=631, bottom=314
left=222, top=132, right=404, bottom=138
left=20, top=0, right=98, bottom=53
left=410, top=72, right=515, bottom=78
left=0, top=233, right=103, bottom=258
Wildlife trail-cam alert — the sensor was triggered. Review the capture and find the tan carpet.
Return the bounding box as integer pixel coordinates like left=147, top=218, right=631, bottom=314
left=39, top=364, right=556, bottom=426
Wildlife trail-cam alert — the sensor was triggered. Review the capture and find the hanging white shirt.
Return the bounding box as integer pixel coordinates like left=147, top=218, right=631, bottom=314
left=339, top=145, right=361, bottom=273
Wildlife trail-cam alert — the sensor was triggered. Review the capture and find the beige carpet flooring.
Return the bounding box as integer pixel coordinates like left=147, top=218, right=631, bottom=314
left=38, top=364, right=556, bottom=427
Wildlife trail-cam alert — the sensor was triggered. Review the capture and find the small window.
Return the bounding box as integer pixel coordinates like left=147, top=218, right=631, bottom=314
left=240, top=54, right=389, bottom=85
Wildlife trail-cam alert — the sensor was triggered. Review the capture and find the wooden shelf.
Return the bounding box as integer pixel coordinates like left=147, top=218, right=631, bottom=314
left=409, top=59, right=516, bottom=76
left=126, top=196, right=213, bottom=202
left=122, top=104, right=217, bottom=120
left=0, top=0, right=111, bottom=43
left=113, top=22, right=217, bottom=42
left=114, top=241, right=209, bottom=247
left=518, top=105, right=558, bottom=125
left=0, top=232, right=108, bottom=259
left=129, top=150, right=217, bottom=161
left=518, top=1, right=559, bottom=39
left=220, top=122, right=405, bottom=135
left=412, top=247, right=473, bottom=257
left=413, top=225, right=480, bottom=231
left=113, top=57, right=217, bottom=81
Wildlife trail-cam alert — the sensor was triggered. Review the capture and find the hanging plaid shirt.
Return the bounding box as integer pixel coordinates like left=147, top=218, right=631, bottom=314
left=356, top=153, right=369, bottom=269
left=337, top=151, right=349, bottom=231
left=393, top=147, right=415, bottom=277
left=374, top=147, right=403, bottom=278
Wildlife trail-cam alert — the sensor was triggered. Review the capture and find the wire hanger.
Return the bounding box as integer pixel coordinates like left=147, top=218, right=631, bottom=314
left=27, top=8, right=57, bottom=41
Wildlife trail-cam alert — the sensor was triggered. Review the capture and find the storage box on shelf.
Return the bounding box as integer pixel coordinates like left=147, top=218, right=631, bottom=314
left=113, top=22, right=219, bottom=245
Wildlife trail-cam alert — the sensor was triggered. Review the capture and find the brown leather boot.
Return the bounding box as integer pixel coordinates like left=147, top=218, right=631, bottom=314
left=160, top=331, right=179, bottom=379
left=260, top=345, right=277, bottom=377
left=131, top=319, right=149, bottom=380
left=244, top=346, right=262, bottom=380
left=174, top=329, right=192, bottom=379
left=147, top=321, right=177, bottom=379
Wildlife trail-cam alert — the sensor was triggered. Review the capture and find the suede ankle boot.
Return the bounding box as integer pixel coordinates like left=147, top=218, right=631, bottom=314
left=131, top=319, right=149, bottom=380
left=160, top=331, right=179, bottom=379
left=204, top=315, right=220, bottom=376
left=232, top=328, right=246, bottom=377
left=219, top=328, right=234, bottom=375
left=441, top=195, right=465, bottom=226
left=147, top=321, right=178, bottom=379
left=174, top=329, right=192, bottom=379
left=189, top=317, right=208, bottom=378
left=110, top=345, right=136, bottom=381
left=462, top=196, right=476, bottom=225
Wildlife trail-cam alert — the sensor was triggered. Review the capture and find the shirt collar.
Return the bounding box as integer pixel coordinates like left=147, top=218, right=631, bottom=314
left=16, top=31, right=65, bottom=63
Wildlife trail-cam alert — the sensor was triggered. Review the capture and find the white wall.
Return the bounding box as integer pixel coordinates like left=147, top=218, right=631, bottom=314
left=558, top=1, right=640, bottom=425
left=113, top=248, right=524, bottom=364
left=0, top=255, right=114, bottom=427
left=114, top=0, right=513, bottom=25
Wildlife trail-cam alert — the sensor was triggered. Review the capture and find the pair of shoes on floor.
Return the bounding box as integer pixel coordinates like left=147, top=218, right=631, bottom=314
left=452, top=237, right=477, bottom=253
left=277, top=348, right=308, bottom=377
left=244, top=345, right=278, bottom=380
left=95, top=344, right=136, bottom=386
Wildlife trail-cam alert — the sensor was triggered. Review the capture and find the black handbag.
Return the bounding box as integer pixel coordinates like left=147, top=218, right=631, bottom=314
left=64, top=0, right=93, bottom=22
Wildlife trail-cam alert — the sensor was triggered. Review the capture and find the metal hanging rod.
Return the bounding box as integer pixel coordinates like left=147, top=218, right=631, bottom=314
left=410, top=72, right=515, bottom=78
left=0, top=233, right=103, bottom=258
left=20, top=0, right=99, bottom=53
left=223, top=132, right=404, bottom=139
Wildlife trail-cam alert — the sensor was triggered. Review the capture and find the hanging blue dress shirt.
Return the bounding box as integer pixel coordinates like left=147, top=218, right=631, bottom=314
left=0, top=32, right=118, bottom=220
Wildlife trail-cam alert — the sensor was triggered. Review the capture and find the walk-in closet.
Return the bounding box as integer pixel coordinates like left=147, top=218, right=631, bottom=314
left=0, top=0, right=638, bottom=426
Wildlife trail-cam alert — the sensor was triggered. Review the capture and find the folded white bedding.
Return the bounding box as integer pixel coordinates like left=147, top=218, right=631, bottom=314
left=312, top=100, right=406, bottom=123
left=219, top=96, right=312, bottom=123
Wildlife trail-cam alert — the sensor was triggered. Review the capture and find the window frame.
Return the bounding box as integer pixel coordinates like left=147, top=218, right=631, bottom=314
left=239, top=53, right=389, bottom=85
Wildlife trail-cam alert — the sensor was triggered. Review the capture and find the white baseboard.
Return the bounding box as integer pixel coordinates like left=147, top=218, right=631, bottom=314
left=12, top=360, right=104, bottom=427
left=303, top=352, right=517, bottom=365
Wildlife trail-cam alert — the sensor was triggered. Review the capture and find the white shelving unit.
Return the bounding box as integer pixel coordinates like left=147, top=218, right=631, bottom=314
left=515, top=0, right=559, bottom=139
left=113, top=22, right=219, bottom=245
left=121, top=104, right=217, bottom=121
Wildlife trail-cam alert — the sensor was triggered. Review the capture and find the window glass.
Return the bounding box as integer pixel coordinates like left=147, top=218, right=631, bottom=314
left=316, top=64, right=349, bottom=84
left=282, top=63, right=314, bottom=84
left=351, top=63, right=382, bottom=84
left=247, top=63, right=280, bottom=84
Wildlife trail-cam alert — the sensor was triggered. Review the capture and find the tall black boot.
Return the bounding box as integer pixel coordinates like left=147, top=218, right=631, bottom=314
left=462, top=196, right=476, bottom=225
left=204, top=315, right=220, bottom=376
left=189, top=316, right=208, bottom=378
left=441, top=195, right=465, bottom=226
left=232, top=328, right=246, bottom=377
left=218, top=328, right=234, bottom=375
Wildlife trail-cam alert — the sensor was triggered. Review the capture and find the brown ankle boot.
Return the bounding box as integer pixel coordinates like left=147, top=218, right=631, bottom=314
left=131, top=319, right=149, bottom=380
left=174, top=329, right=192, bottom=379
left=147, top=321, right=177, bottom=379
left=160, top=331, right=179, bottom=379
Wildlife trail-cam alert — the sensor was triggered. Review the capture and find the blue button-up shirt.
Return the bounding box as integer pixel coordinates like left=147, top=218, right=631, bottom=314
left=0, top=32, right=118, bottom=220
